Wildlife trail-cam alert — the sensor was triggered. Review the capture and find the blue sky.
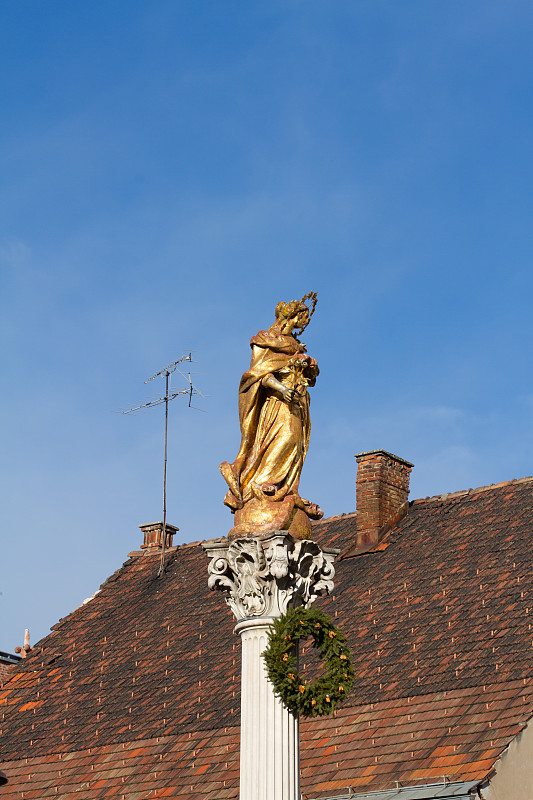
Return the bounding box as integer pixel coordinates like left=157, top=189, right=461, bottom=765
left=2, top=0, right=533, bottom=650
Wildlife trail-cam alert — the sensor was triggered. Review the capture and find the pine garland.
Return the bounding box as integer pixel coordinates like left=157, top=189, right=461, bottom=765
left=262, top=606, right=354, bottom=718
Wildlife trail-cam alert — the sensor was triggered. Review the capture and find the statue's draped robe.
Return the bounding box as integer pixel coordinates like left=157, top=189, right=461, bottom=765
left=229, top=329, right=315, bottom=507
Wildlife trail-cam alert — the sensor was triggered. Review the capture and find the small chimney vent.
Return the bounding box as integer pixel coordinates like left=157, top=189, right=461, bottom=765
left=139, top=521, right=179, bottom=550
left=353, top=450, right=413, bottom=553
left=14, top=629, right=32, bottom=659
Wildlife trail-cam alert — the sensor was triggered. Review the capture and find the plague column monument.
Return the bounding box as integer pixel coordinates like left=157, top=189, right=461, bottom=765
left=203, top=294, right=339, bottom=800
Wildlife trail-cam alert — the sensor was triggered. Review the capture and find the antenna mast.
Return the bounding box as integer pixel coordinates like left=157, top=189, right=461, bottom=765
left=122, top=352, right=204, bottom=577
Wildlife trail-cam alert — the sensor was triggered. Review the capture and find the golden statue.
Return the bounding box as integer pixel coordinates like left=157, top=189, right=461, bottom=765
left=220, top=292, right=323, bottom=539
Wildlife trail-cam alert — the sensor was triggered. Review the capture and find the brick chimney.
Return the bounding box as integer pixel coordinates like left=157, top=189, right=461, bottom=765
left=139, top=521, right=179, bottom=550
left=354, top=450, right=413, bottom=553
left=0, top=650, right=21, bottom=683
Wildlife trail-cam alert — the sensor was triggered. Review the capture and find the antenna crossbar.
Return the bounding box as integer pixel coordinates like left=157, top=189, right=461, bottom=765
left=122, top=389, right=192, bottom=414
left=144, top=352, right=192, bottom=384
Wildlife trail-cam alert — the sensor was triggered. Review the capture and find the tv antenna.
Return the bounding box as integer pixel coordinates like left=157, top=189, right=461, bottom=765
left=121, top=352, right=205, bottom=577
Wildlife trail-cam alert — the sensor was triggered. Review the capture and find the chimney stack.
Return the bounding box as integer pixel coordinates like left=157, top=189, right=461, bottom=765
left=139, top=521, right=179, bottom=550
left=354, top=450, right=413, bottom=552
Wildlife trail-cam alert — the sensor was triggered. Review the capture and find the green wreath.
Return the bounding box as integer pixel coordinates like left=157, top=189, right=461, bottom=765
left=262, top=606, right=354, bottom=718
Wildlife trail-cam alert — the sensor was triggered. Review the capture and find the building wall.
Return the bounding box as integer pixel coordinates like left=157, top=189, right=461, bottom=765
left=485, top=717, right=533, bottom=800
left=0, top=658, right=18, bottom=683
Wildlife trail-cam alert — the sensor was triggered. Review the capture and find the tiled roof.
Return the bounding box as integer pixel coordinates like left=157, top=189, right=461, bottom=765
left=2, top=477, right=533, bottom=797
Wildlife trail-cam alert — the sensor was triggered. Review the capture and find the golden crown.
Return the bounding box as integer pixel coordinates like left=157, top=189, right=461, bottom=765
left=276, top=292, right=318, bottom=320
left=300, top=291, right=318, bottom=320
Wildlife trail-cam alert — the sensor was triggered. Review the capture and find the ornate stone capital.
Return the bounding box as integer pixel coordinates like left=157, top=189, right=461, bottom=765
left=202, top=532, right=338, bottom=620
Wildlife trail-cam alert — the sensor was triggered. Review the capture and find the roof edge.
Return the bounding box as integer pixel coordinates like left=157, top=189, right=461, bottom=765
left=310, top=778, right=482, bottom=800
left=412, top=475, right=533, bottom=506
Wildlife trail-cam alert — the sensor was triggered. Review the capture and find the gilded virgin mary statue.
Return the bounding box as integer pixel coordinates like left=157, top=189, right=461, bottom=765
left=220, top=292, right=323, bottom=539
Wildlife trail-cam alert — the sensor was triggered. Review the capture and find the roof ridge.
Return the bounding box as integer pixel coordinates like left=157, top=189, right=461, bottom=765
left=411, top=474, right=533, bottom=505
left=165, top=476, right=533, bottom=548
left=313, top=510, right=358, bottom=526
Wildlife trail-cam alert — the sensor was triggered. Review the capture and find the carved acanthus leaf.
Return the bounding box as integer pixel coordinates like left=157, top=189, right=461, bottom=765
left=203, top=533, right=338, bottom=620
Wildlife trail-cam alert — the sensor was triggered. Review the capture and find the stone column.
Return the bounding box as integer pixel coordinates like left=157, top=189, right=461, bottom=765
left=236, top=616, right=299, bottom=800
left=203, top=532, right=338, bottom=800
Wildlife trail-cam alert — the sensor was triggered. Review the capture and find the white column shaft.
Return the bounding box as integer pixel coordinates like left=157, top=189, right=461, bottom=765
left=236, top=618, right=299, bottom=800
